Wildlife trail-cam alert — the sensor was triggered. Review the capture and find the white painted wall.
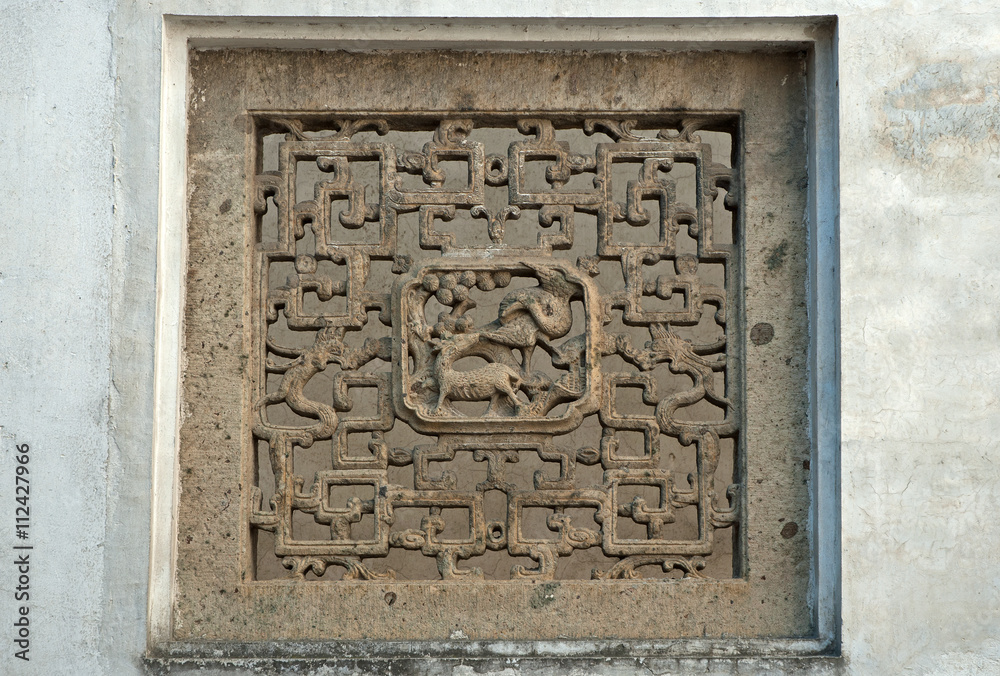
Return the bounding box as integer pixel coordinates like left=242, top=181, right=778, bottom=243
left=1, top=1, right=998, bottom=674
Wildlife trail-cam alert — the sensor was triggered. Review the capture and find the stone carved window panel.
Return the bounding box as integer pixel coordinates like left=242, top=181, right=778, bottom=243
left=178, top=49, right=811, bottom=643
left=250, top=116, right=740, bottom=582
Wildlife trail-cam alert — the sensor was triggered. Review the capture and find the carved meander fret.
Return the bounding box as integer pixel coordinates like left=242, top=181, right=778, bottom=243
left=249, top=116, right=741, bottom=581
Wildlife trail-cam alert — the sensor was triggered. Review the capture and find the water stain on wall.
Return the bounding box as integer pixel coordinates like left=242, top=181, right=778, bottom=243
left=885, top=61, right=1000, bottom=164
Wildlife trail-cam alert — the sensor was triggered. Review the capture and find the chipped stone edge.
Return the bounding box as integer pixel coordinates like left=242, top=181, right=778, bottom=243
left=149, top=14, right=841, bottom=664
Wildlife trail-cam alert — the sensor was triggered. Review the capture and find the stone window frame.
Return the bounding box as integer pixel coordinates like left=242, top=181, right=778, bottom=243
left=149, top=15, right=840, bottom=667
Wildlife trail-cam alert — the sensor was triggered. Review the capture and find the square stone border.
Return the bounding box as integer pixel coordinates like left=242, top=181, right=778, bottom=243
left=149, top=14, right=840, bottom=664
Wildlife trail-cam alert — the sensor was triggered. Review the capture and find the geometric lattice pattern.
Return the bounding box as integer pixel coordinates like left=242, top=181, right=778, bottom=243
left=249, top=115, right=741, bottom=580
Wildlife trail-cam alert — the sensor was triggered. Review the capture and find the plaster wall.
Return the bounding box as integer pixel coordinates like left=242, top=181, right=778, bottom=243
left=0, top=1, right=998, bottom=674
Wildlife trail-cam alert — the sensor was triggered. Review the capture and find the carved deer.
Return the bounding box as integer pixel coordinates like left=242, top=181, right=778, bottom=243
left=421, top=332, right=522, bottom=416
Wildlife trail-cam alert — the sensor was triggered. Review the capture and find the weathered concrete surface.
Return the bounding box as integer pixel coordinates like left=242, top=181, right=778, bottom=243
left=0, top=1, right=117, bottom=674
left=0, top=1, right=998, bottom=674
left=838, top=10, right=1000, bottom=673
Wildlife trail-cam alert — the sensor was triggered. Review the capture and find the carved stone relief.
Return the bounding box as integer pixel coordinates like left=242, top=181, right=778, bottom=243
left=176, top=48, right=811, bottom=643
left=250, top=116, right=740, bottom=581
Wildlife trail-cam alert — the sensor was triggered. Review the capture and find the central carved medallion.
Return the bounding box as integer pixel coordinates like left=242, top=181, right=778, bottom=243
left=395, top=259, right=601, bottom=433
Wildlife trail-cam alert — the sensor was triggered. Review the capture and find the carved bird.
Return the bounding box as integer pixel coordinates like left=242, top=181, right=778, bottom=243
left=481, top=264, right=577, bottom=373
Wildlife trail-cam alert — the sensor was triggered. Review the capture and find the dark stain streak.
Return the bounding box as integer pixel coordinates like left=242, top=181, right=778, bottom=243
left=765, top=240, right=789, bottom=271
left=529, top=582, right=560, bottom=609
